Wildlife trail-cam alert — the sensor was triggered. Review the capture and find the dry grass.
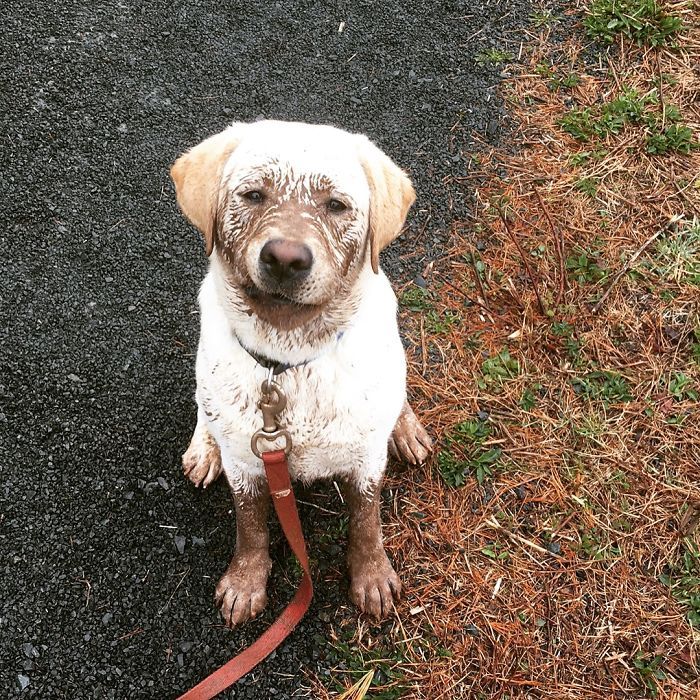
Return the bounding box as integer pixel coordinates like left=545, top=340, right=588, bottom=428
left=312, top=2, right=699, bottom=698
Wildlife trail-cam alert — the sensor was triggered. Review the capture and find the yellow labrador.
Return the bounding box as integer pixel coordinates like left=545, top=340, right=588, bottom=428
left=171, top=120, right=431, bottom=626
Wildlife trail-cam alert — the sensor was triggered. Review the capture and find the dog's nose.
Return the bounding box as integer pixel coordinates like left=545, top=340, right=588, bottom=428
left=259, top=239, right=313, bottom=283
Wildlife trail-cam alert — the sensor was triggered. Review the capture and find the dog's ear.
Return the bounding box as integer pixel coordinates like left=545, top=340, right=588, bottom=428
left=357, top=136, right=416, bottom=274
left=170, top=123, right=247, bottom=256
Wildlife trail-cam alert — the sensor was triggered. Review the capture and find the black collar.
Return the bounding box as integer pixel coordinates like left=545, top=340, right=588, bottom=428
left=234, top=331, right=345, bottom=376
left=236, top=339, right=300, bottom=375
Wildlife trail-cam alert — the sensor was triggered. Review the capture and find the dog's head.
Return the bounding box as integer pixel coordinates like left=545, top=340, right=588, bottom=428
left=171, top=120, right=414, bottom=330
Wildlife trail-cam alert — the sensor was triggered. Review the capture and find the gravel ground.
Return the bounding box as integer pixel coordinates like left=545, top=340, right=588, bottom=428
left=1, top=1, right=533, bottom=697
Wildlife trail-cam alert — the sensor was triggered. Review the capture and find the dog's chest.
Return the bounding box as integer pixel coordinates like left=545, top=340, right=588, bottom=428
left=198, top=337, right=404, bottom=483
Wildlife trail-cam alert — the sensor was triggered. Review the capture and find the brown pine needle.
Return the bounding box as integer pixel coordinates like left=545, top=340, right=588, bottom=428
left=336, top=671, right=375, bottom=700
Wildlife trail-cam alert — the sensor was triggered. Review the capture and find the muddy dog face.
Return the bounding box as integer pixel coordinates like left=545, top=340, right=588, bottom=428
left=171, top=120, right=415, bottom=331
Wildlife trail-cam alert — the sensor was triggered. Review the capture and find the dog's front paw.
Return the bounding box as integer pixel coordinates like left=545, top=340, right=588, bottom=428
left=182, top=426, right=223, bottom=488
left=389, top=402, right=433, bottom=465
left=214, top=552, right=272, bottom=627
left=349, top=547, right=401, bottom=620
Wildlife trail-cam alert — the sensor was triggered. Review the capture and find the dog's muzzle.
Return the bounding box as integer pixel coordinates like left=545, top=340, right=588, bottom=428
left=259, top=238, right=313, bottom=286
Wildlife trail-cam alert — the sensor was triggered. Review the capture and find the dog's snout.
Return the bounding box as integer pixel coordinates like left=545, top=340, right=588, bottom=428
left=260, top=239, right=313, bottom=283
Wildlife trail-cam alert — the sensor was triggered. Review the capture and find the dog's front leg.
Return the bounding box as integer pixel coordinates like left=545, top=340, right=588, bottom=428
left=341, top=479, right=401, bottom=619
left=214, top=481, right=272, bottom=627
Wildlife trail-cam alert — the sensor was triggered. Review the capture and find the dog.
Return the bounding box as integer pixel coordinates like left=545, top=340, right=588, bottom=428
left=171, top=120, right=432, bottom=627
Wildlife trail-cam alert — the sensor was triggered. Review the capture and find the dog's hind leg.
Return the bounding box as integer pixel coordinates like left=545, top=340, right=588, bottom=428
left=182, top=410, right=223, bottom=488
left=388, top=400, right=432, bottom=465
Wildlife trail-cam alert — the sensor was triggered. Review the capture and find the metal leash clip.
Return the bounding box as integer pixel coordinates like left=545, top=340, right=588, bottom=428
left=251, top=366, right=292, bottom=458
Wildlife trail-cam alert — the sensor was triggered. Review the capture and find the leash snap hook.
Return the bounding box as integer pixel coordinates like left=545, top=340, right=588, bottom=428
left=251, top=372, right=292, bottom=458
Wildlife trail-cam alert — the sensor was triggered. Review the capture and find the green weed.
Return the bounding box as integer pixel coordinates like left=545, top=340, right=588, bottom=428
left=667, top=372, right=698, bottom=401
left=530, top=9, right=558, bottom=27
left=520, top=383, right=543, bottom=410
left=571, top=370, right=633, bottom=404
left=400, top=286, right=433, bottom=311
left=426, top=309, right=461, bottom=334
left=480, top=348, right=520, bottom=387
left=584, top=0, right=683, bottom=47
left=475, top=49, right=514, bottom=66
left=659, top=540, right=700, bottom=628
left=330, top=641, right=405, bottom=698
left=575, top=177, right=598, bottom=197
left=691, top=327, right=700, bottom=365
left=481, top=540, right=510, bottom=561
left=559, top=108, right=596, bottom=141
left=646, top=124, right=697, bottom=154
left=653, top=221, right=700, bottom=284
left=438, top=419, right=502, bottom=487
left=559, top=87, right=697, bottom=154
left=566, top=247, right=608, bottom=284
left=577, top=528, right=622, bottom=560
left=632, top=652, right=667, bottom=697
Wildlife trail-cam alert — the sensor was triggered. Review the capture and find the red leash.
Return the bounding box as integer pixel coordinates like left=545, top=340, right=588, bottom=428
left=177, top=449, right=313, bottom=700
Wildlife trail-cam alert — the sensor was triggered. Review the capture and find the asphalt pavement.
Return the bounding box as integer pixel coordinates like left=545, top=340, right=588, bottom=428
left=0, top=1, right=532, bottom=697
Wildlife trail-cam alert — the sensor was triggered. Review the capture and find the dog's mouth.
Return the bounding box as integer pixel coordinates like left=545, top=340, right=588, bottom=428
left=244, top=284, right=310, bottom=309
left=242, top=283, right=325, bottom=330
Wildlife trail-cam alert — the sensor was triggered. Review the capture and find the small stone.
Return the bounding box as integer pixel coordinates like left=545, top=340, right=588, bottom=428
left=180, top=641, right=193, bottom=652
left=546, top=541, right=562, bottom=556
left=191, top=536, right=205, bottom=547
left=17, top=674, right=29, bottom=690
left=67, top=374, right=82, bottom=383
left=157, top=477, right=169, bottom=490
left=174, top=535, right=186, bottom=555
left=414, top=275, right=427, bottom=288
left=102, top=612, right=113, bottom=625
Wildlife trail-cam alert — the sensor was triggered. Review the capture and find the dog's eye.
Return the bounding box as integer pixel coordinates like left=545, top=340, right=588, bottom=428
left=242, top=190, right=265, bottom=204
left=327, top=199, right=347, bottom=213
